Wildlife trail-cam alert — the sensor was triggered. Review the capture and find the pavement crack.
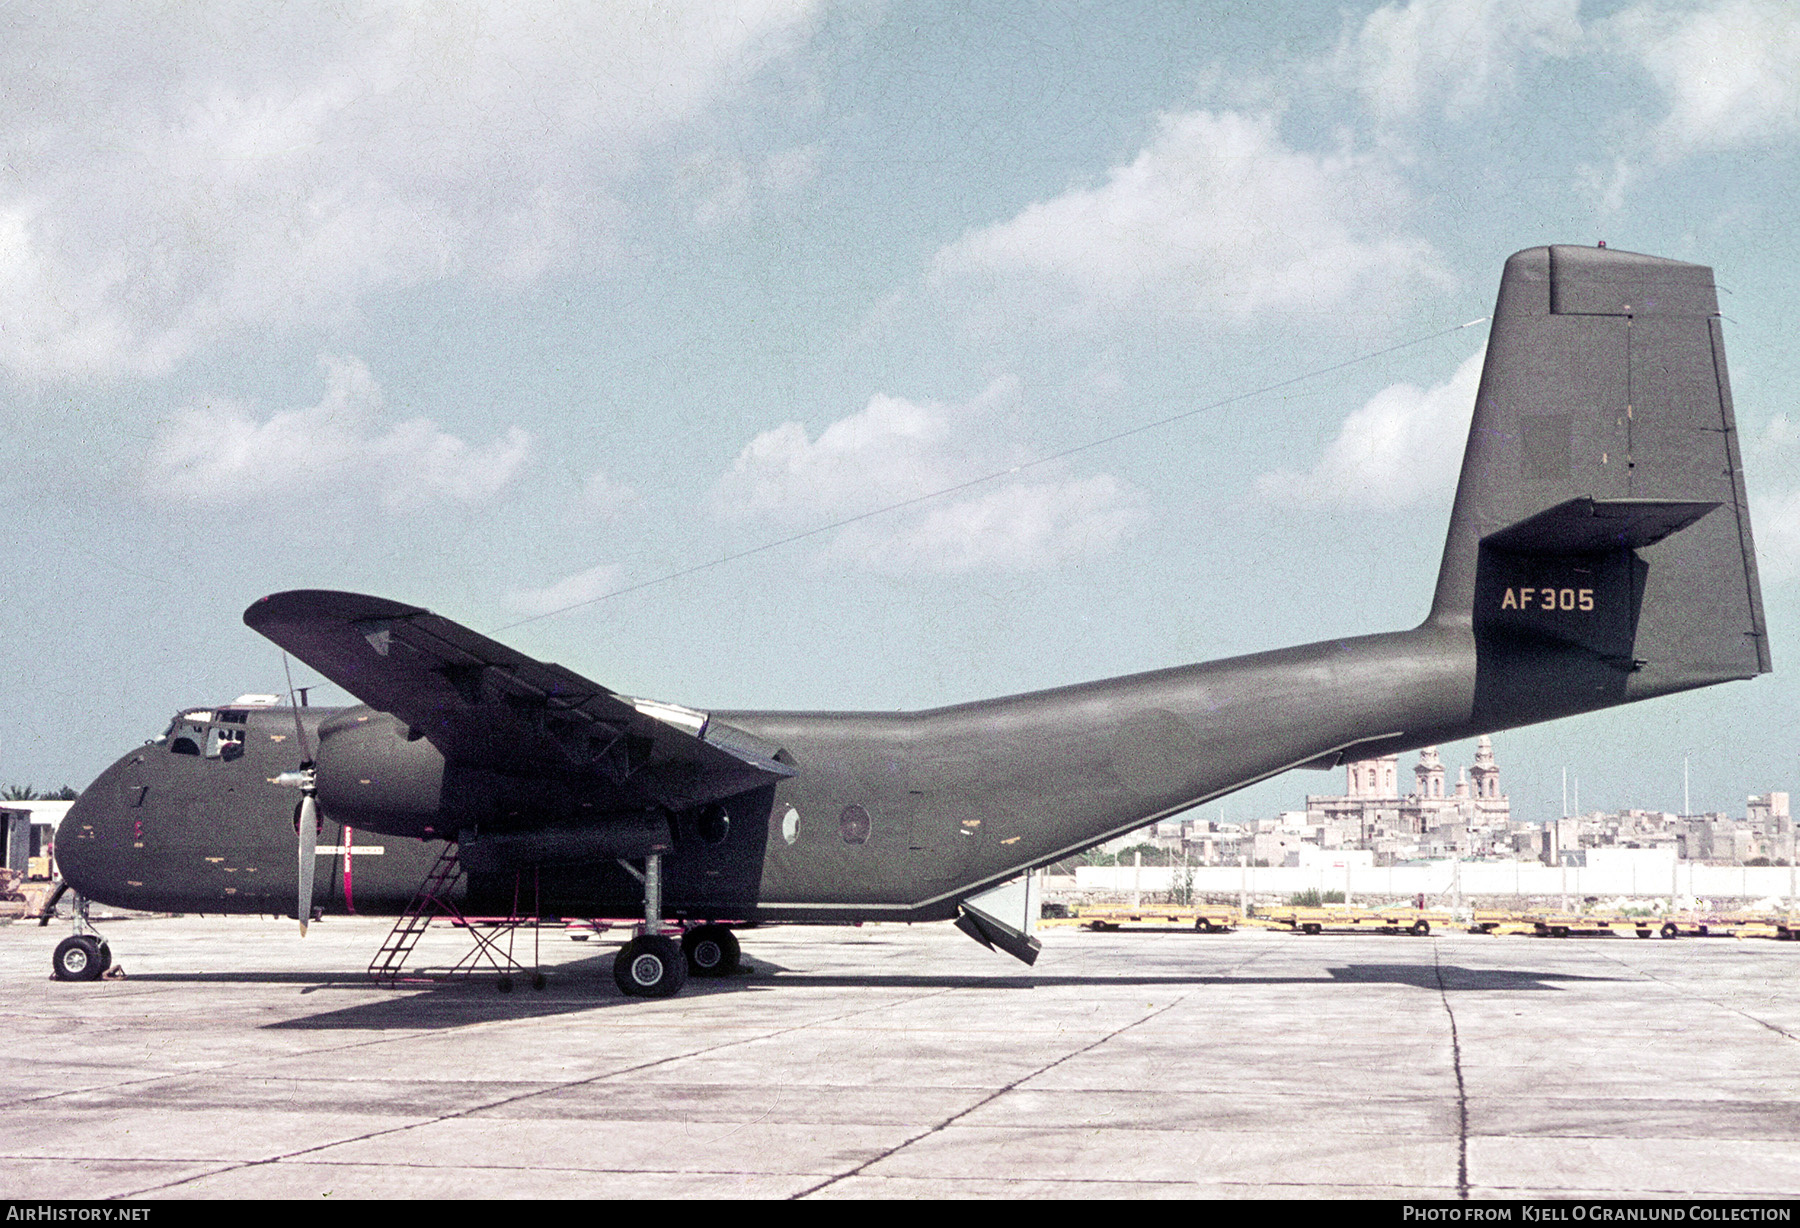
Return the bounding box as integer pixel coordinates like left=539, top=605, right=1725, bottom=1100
left=116, top=984, right=965, bottom=1198
left=789, top=945, right=1275, bottom=1199
left=14, top=1029, right=428, bottom=1114
left=1431, top=942, right=1470, bottom=1201
left=1595, top=949, right=1800, bottom=1044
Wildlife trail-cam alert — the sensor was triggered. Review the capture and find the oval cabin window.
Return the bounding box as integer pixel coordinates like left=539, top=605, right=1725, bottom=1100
left=839, top=804, right=871, bottom=845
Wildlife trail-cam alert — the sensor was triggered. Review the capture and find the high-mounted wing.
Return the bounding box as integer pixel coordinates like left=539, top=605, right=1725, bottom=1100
left=245, top=590, right=791, bottom=810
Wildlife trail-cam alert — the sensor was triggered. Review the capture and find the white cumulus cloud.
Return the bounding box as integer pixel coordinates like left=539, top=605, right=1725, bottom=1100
left=928, top=110, right=1447, bottom=327
left=1752, top=412, right=1800, bottom=462
left=825, top=475, right=1144, bottom=573
left=685, top=144, right=823, bottom=232
left=144, top=355, right=532, bottom=512
left=1610, top=0, right=1800, bottom=155
left=1753, top=489, right=1800, bottom=584
left=581, top=470, right=640, bottom=519
left=1258, top=347, right=1486, bottom=509
left=0, top=1, right=825, bottom=381
left=504, top=563, right=627, bottom=618
left=1749, top=413, right=1800, bottom=584
left=713, top=378, right=1145, bottom=572
left=1331, top=0, right=1583, bottom=121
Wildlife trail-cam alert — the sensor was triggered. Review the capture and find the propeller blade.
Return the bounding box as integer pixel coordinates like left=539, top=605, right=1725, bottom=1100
left=281, top=651, right=313, bottom=760
left=297, top=790, right=318, bottom=935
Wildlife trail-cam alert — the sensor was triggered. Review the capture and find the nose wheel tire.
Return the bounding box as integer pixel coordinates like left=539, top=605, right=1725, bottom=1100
left=614, top=935, right=688, bottom=998
left=682, top=925, right=741, bottom=977
left=52, top=935, right=106, bottom=982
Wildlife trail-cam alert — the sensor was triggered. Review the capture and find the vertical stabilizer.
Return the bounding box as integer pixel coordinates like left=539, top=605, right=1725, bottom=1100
left=1430, top=245, right=1769, bottom=725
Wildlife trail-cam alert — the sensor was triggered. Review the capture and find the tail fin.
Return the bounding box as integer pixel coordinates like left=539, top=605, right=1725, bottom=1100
left=1430, top=245, right=1770, bottom=726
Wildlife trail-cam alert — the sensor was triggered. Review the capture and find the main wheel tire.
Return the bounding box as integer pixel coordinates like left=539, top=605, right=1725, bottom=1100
left=1410, top=920, right=1430, bottom=936
left=682, top=925, right=741, bottom=978
left=1661, top=922, right=1680, bottom=939
left=53, top=935, right=104, bottom=982
left=614, top=935, right=688, bottom=998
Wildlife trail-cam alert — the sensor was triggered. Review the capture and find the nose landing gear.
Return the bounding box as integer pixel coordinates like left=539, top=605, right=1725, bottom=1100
left=52, top=934, right=110, bottom=981
left=49, top=891, right=114, bottom=982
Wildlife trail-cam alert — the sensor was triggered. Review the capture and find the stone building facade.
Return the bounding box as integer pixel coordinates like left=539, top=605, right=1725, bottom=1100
left=1295, top=737, right=1513, bottom=865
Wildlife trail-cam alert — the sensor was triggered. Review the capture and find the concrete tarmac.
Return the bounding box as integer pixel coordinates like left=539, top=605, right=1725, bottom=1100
left=3, top=914, right=1799, bottom=1200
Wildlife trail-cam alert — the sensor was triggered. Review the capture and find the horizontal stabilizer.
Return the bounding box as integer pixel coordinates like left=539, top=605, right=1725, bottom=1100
left=1484, top=498, right=1718, bottom=556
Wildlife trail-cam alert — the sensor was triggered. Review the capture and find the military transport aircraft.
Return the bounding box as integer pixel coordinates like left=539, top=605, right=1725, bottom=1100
left=47, top=245, right=1770, bottom=997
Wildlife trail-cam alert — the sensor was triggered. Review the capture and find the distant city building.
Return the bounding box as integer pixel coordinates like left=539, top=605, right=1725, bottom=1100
left=1294, top=738, right=1512, bottom=866
left=1093, top=753, right=1789, bottom=870
left=1532, top=791, right=1790, bottom=868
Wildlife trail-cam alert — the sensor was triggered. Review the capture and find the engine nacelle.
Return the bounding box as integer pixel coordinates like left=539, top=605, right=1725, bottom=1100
left=314, top=707, right=448, bottom=837
left=456, top=815, right=674, bottom=873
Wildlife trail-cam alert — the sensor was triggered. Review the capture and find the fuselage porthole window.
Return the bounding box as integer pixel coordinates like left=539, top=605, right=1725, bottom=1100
left=696, top=803, right=730, bottom=845
left=780, top=806, right=800, bottom=845
left=839, top=804, right=871, bottom=845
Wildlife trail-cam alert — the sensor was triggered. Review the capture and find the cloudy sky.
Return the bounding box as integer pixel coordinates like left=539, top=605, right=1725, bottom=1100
left=3, top=0, right=1796, bottom=825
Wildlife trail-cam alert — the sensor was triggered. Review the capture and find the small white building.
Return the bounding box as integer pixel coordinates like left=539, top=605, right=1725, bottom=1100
left=1, top=800, right=73, bottom=879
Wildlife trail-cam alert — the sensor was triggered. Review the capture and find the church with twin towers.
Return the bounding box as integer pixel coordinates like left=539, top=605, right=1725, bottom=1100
left=1310, top=737, right=1512, bottom=862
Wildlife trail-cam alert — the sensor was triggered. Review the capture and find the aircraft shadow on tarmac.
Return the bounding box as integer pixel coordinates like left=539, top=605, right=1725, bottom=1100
left=1322, top=964, right=1621, bottom=992
left=219, top=961, right=1621, bottom=1031
left=743, top=965, right=1620, bottom=993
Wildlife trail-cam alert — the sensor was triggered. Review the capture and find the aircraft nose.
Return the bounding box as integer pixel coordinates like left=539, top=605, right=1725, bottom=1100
left=54, top=749, right=146, bottom=901
left=54, top=785, right=104, bottom=896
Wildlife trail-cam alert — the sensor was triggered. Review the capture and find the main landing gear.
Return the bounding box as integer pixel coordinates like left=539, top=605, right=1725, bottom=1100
left=614, top=933, right=686, bottom=998
left=610, top=853, right=741, bottom=998
left=682, top=924, right=741, bottom=977
left=612, top=852, right=686, bottom=998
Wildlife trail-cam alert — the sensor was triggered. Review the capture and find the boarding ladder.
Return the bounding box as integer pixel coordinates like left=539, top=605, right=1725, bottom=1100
left=367, top=843, right=546, bottom=989
left=367, top=842, right=465, bottom=985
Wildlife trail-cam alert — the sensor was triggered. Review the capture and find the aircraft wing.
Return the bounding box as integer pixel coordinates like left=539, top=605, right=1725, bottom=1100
left=244, top=590, right=791, bottom=810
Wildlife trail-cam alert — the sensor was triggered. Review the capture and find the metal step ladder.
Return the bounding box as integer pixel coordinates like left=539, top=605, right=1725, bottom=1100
left=367, top=842, right=464, bottom=985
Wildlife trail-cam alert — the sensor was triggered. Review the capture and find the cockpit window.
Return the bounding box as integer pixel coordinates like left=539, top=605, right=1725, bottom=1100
left=167, top=717, right=207, bottom=756
left=205, top=726, right=245, bottom=760
left=161, top=708, right=246, bottom=760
